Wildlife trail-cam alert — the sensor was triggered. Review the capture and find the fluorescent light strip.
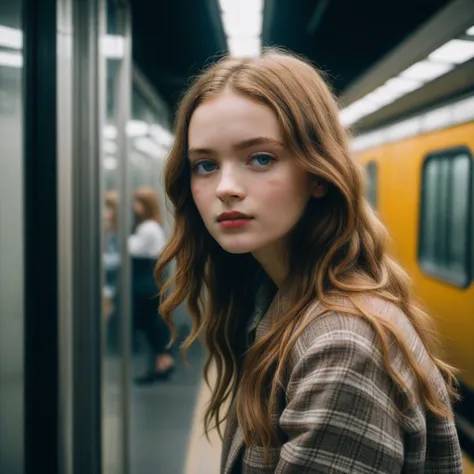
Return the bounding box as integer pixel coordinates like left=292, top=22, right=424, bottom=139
left=219, top=0, right=263, bottom=58
left=428, top=39, right=474, bottom=64
left=222, top=12, right=262, bottom=37
left=351, top=95, right=474, bottom=152
left=104, top=156, right=118, bottom=170
left=341, top=35, right=474, bottom=126
left=467, top=25, right=474, bottom=35
left=400, top=59, right=453, bottom=82
left=0, top=25, right=22, bottom=49
left=228, top=37, right=261, bottom=58
left=0, top=51, right=22, bottom=68
left=219, top=0, right=263, bottom=13
left=101, top=35, right=125, bottom=59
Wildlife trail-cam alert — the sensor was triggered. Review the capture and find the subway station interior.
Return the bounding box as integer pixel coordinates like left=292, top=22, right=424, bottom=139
left=1, top=0, right=474, bottom=473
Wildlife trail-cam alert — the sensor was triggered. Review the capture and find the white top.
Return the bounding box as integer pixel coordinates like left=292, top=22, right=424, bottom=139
left=128, top=220, right=166, bottom=258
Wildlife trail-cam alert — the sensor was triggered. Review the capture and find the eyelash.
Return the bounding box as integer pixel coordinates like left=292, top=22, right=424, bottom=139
left=191, top=153, right=276, bottom=175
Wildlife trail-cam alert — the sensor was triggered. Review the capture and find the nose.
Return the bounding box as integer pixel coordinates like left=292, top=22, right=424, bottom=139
left=215, top=165, right=245, bottom=202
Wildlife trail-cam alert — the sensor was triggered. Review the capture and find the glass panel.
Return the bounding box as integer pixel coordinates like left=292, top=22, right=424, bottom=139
left=448, top=153, right=470, bottom=274
left=420, top=150, right=472, bottom=286
left=0, top=2, right=24, bottom=474
left=365, top=161, right=378, bottom=210
left=129, top=85, right=175, bottom=474
left=101, top=2, right=126, bottom=473
left=420, top=159, right=438, bottom=263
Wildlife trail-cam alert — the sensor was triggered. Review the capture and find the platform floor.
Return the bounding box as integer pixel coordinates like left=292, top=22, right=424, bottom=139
left=130, top=341, right=221, bottom=474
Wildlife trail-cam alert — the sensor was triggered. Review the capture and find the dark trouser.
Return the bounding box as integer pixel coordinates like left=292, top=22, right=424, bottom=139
left=133, top=294, right=171, bottom=360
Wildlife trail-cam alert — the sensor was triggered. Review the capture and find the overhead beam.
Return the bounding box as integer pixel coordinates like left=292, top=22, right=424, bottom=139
left=307, top=0, right=332, bottom=35
left=341, top=0, right=474, bottom=108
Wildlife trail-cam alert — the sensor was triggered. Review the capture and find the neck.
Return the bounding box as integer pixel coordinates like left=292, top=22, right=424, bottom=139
left=252, top=244, right=288, bottom=288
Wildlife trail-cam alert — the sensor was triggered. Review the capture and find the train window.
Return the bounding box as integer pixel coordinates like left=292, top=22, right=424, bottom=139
left=419, top=147, right=473, bottom=287
left=365, top=161, right=378, bottom=210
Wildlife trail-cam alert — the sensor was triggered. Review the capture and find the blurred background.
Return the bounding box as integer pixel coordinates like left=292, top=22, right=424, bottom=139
left=0, top=0, right=473, bottom=473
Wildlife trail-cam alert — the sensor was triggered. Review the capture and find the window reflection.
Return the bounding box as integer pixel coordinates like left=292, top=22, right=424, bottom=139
left=0, top=5, right=24, bottom=474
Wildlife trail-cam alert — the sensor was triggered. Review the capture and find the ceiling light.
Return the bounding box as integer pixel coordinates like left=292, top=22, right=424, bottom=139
left=386, top=117, right=421, bottom=141
left=340, top=99, right=380, bottom=126
left=219, top=0, right=263, bottom=13
left=0, top=51, right=22, bottom=68
left=126, top=120, right=148, bottom=137
left=101, top=35, right=125, bottom=59
left=104, top=140, right=118, bottom=154
left=466, top=25, right=474, bottom=35
left=228, top=37, right=261, bottom=58
left=222, top=12, right=262, bottom=37
left=103, top=125, right=118, bottom=140
left=134, top=137, right=162, bottom=157
left=104, top=156, right=117, bottom=170
left=0, top=25, right=22, bottom=49
left=149, top=124, right=174, bottom=148
left=400, top=59, right=453, bottom=82
left=428, top=39, right=474, bottom=64
left=364, top=85, right=402, bottom=106
left=384, top=76, right=422, bottom=94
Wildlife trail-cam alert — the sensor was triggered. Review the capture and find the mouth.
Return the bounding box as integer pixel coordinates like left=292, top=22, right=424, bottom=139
left=216, top=211, right=253, bottom=223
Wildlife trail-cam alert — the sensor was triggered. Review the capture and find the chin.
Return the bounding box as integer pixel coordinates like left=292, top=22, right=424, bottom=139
left=215, top=236, right=260, bottom=255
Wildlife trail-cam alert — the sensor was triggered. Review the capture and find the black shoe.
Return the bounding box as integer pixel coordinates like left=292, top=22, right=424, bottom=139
left=134, top=372, right=156, bottom=385
left=154, top=365, right=175, bottom=381
left=134, top=366, right=175, bottom=385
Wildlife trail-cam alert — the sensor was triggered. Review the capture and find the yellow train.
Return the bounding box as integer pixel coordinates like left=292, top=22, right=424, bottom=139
left=352, top=93, right=474, bottom=470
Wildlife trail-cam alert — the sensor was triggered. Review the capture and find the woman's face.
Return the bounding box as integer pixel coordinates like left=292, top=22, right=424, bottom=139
left=188, top=90, right=321, bottom=259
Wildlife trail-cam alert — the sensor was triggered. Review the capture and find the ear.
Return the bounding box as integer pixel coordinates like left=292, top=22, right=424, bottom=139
left=312, top=179, right=328, bottom=198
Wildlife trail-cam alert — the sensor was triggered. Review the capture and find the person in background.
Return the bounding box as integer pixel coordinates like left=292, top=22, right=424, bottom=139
left=155, top=50, right=462, bottom=473
left=103, top=191, right=121, bottom=353
left=129, top=187, right=174, bottom=384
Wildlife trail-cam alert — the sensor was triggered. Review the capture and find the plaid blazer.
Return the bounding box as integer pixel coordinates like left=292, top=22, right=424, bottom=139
left=221, top=291, right=463, bottom=473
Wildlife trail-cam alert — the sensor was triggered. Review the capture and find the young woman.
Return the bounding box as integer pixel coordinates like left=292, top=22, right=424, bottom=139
left=155, top=50, right=463, bottom=473
left=129, top=187, right=174, bottom=384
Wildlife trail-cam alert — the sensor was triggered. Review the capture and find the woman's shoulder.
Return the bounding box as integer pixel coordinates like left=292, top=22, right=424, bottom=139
left=137, top=220, right=165, bottom=235
left=290, top=294, right=429, bottom=371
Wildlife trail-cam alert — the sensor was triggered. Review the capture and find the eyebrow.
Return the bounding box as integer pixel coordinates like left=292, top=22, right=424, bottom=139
left=188, top=136, right=285, bottom=157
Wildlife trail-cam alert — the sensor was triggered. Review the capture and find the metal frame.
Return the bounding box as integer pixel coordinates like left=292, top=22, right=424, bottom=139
left=23, top=0, right=60, bottom=472
left=71, top=0, right=104, bottom=471
left=57, top=0, right=74, bottom=471
left=115, top=2, right=132, bottom=472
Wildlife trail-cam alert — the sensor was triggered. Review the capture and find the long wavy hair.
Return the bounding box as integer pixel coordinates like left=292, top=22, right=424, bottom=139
left=155, top=49, right=458, bottom=452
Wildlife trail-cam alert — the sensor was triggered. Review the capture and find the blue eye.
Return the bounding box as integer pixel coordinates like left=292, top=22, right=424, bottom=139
left=250, top=153, right=275, bottom=167
left=193, top=160, right=217, bottom=175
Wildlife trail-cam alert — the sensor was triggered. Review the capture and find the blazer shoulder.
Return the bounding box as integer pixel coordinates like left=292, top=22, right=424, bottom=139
left=290, top=295, right=424, bottom=366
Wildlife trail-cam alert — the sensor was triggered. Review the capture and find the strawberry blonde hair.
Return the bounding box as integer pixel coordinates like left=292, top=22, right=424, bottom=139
left=155, top=48, right=457, bottom=453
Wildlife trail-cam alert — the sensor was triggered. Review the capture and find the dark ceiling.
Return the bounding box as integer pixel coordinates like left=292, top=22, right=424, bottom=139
left=131, top=0, right=451, bottom=115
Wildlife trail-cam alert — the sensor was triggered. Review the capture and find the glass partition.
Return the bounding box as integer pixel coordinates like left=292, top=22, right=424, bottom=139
left=101, top=1, right=131, bottom=473
left=0, top=3, right=24, bottom=474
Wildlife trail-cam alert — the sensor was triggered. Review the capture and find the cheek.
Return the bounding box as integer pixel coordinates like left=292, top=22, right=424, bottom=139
left=191, top=181, right=211, bottom=218
left=258, top=174, right=311, bottom=214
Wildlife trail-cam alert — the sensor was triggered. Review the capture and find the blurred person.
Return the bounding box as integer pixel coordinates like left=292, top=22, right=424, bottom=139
left=130, top=187, right=174, bottom=384
left=103, top=191, right=121, bottom=352
left=155, top=49, right=463, bottom=473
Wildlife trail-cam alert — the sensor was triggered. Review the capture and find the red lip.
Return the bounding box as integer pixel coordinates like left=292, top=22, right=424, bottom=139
left=217, top=211, right=253, bottom=222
